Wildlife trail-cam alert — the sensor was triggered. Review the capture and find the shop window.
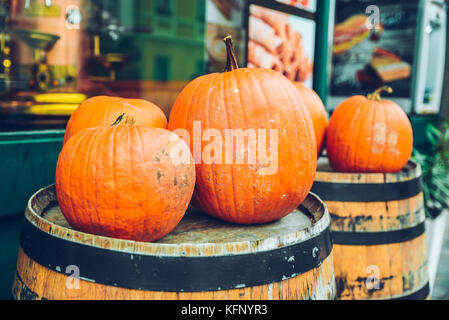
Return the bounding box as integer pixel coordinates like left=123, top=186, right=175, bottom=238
left=154, top=56, right=170, bottom=81
left=193, top=59, right=205, bottom=80
left=0, top=0, right=206, bottom=132
left=155, top=0, right=173, bottom=16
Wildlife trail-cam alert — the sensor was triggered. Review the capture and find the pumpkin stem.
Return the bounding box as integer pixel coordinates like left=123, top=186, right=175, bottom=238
left=224, top=35, right=239, bottom=72
left=367, top=86, right=393, bottom=101
left=111, top=113, right=136, bottom=126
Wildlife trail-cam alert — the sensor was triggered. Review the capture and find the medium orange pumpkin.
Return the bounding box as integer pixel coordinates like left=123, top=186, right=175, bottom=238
left=63, top=96, right=168, bottom=144
left=293, top=82, right=329, bottom=156
left=55, top=115, right=195, bottom=242
left=168, top=36, right=317, bottom=224
left=326, top=86, right=413, bottom=173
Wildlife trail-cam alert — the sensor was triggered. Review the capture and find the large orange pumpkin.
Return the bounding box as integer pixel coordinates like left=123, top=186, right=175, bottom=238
left=326, top=86, right=413, bottom=173
left=293, top=82, right=329, bottom=156
left=168, top=36, right=316, bottom=224
left=63, top=96, right=167, bottom=144
left=55, top=115, right=195, bottom=242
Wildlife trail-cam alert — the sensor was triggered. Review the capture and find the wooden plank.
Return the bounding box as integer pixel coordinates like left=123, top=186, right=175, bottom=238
left=14, top=248, right=336, bottom=300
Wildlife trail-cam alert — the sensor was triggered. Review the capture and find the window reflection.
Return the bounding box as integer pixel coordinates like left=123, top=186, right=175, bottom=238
left=0, top=0, right=206, bottom=131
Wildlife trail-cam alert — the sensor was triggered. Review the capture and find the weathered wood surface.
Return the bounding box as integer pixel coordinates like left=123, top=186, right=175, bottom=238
left=314, top=157, right=429, bottom=300
left=13, top=185, right=336, bottom=300
left=333, top=235, right=428, bottom=299
left=13, top=248, right=335, bottom=300
left=316, top=157, right=421, bottom=184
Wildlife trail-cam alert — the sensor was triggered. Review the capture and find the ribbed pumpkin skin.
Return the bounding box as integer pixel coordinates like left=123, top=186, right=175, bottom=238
left=293, top=82, right=329, bottom=156
left=168, top=68, right=317, bottom=224
left=55, top=126, right=195, bottom=242
left=326, top=96, right=413, bottom=173
left=63, top=96, right=168, bottom=144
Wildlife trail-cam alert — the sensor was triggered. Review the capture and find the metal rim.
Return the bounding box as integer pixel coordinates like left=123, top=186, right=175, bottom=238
left=316, top=157, right=422, bottom=183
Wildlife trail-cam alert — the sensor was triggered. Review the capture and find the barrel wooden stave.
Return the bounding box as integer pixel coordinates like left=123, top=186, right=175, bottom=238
left=333, top=234, right=427, bottom=300
left=327, top=193, right=424, bottom=232
left=312, top=157, right=429, bottom=300
left=13, top=185, right=336, bottom=300
left=13, top=248, right=335, bottom=300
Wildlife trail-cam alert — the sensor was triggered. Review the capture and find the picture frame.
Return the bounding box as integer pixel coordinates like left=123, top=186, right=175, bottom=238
left=244, top=0, right=318, bottom=88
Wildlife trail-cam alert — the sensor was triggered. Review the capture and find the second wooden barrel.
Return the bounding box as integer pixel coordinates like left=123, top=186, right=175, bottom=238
left=311, top=157, right=429, bottom=300
left=13, top=185, right=335, bottom=300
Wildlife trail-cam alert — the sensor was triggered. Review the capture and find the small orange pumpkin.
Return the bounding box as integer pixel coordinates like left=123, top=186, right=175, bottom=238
left=63, top=96, right=168, bottom=144
left=168, top=36, right=316, bottom=224
left=326, top=86, right=413, bottom=173
left=56, top=115, right=195, bottom=242
left=293, top=82, right=329, bottom=156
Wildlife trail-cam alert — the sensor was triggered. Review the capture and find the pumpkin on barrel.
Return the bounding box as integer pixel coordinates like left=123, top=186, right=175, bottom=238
left=326, top=86, right=413, bottom=173
left=168, top=36, right=317, bottom=224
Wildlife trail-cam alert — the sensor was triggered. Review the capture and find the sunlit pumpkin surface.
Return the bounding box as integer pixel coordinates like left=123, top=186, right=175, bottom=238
left=56, top=125, right=195, bottom=242
left=293, top=82, right=329, bottom=156
left=168, top=37, right=317, bottom=225
left=63, top=96, right=168, bottom=145
left=326, top=87, right=413, bottom=173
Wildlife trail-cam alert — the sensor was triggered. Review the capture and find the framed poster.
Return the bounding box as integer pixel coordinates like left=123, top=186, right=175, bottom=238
left=246, top=1, right=317, bottom=88
left=329, top=0, right=420, bottom=111
left=205, top=0, right=246, bottom=73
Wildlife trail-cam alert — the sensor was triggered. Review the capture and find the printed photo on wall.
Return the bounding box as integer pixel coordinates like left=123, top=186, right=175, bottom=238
left=205, top=0, right=246, bottom=73
left=330, top=0, right=419, bottom=98
left=247, top=4, right=316, bottom=88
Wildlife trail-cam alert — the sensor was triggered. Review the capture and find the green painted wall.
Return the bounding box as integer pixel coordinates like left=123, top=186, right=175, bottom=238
left=0, top=214, right=23, bottom=299
left=0, top=130, right=64, bottom=300
left=0, top=131, right=64, bottom=217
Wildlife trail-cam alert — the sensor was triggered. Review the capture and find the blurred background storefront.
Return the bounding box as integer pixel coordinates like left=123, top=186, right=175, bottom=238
left=1, top=0, right=449, bottom=299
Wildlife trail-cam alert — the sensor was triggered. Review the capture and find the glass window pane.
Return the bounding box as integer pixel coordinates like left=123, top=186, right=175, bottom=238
left=0, top=0, right=207, bottom=132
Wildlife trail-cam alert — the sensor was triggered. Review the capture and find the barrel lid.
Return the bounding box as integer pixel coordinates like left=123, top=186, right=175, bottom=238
left=25, top=185, right=330, bottom=257
left=316, top=156, right=421, bottom=184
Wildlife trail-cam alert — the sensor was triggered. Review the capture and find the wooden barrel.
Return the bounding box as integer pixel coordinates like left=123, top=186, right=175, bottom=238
left=311, top=157, right=429, bottom=300
left=12, top=185, right=336, bottom=300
